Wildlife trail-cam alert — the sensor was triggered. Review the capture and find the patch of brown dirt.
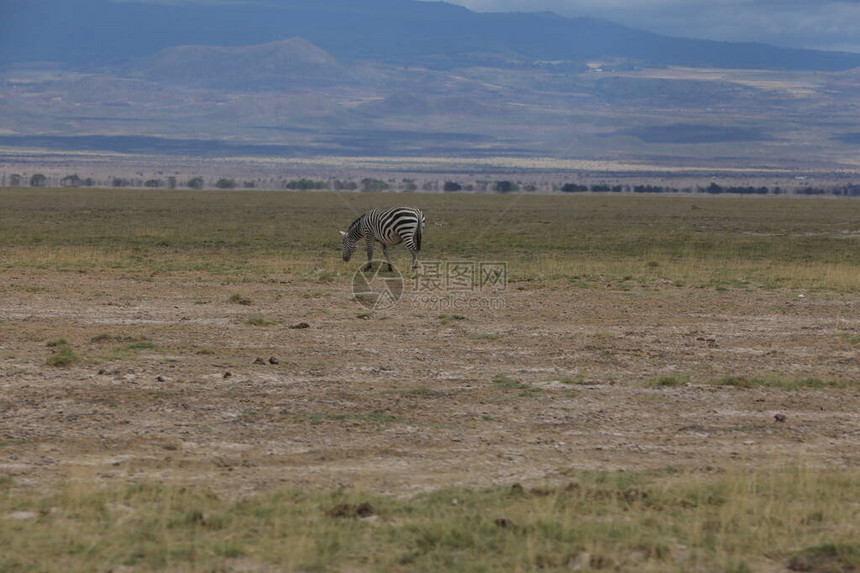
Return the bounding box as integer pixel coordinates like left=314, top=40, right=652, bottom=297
left=1, top=269, right=858, bottom=497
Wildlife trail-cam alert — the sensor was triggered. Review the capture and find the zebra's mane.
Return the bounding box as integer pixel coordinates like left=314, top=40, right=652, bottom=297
left=347, top=214, right=364, bottom=235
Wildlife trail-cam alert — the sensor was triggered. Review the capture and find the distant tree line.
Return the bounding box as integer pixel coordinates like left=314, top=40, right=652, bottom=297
left=559, top=181, right=860, bottom=197
left=2, top=172, right=859, bottom=196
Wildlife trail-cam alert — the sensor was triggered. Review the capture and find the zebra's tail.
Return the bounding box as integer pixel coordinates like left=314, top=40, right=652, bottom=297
left=415, top=212, right=423, bottom=252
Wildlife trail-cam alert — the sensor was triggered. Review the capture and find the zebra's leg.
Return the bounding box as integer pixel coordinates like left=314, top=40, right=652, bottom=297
left=381, top=244, right=394, bottom=272
left=364, top=234, right=375, bottom=271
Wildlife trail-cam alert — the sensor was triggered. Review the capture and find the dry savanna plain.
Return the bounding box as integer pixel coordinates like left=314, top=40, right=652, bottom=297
left=0, top=188, right=858, bottom=572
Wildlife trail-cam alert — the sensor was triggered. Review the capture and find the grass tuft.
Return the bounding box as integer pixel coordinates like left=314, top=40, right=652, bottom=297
left=46, top=344, right=81, bottom=367
left=644, top=375, right=688, bottom=388
left=228, top=293, right=253, bottom=305
left=438, top=314, right=467, bottom=324
left=471, top=333, right=500, bottom=341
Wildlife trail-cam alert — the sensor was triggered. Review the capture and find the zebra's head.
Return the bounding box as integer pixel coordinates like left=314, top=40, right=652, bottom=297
left=339, top=230, right=355, bottom=262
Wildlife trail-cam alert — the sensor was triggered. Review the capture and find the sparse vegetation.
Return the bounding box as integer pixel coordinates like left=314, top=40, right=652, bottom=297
left=227, top=293, right=253, bottom=305
left=472, top=333, right=500, bottom=341
left=45, top=343, right=81, bottom=367
left=298, top=412, right=400, bottom=425
left=556, top=375, right=587, bottom=385
left=709, top=376, right=854, bottom=390
left=0, top=467, right=854, bottom=572
left=644, top=375, right=687, bottom=388
left=491, top=373, right=539, bottom=395
left=438, top=313, right=467, bottom=324
left=244, top=315, right=275, bottom=326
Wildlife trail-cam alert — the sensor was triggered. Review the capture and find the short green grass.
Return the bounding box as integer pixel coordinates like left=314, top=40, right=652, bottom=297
left=96, top=341, right=161, bottom=362
left=556, top=375, right=587, bottom=385
left=471, top=333, right=500, bottom=341
left=0, top=467, right=856, bottom=572
left=1, top=189, right=857, bottom=290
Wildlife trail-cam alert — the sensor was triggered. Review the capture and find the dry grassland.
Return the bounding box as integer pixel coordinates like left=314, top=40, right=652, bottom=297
left=1, top=188, right=858, bottom=572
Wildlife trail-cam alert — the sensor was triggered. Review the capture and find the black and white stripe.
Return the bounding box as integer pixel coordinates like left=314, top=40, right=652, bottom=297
left=340, top=207, right=425, bottom=270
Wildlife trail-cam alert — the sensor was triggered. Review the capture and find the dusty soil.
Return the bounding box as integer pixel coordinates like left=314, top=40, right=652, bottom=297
left=1, top=269, right=858, bottom=497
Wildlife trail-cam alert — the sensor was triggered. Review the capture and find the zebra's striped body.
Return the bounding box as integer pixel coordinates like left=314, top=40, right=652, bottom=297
left=340, top=207, right=425, bottom=270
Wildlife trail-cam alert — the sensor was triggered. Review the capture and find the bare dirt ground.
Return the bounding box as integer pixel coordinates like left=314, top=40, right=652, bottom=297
left=1, top=269, right=858, bottom=498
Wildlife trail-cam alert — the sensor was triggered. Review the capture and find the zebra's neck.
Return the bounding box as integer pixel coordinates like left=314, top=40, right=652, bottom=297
left=347, top=215, right=365, bottom=243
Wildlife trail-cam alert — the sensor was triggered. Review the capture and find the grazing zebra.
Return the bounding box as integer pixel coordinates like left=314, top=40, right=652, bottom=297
left=340, top=207, right=425, bottom=271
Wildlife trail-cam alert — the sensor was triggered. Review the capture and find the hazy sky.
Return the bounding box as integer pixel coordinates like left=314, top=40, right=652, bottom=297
left=433, top=0, right=860, bottom=53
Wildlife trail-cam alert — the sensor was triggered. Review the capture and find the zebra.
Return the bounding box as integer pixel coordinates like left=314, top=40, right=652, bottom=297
left=340, top=207, right=425, bottom=271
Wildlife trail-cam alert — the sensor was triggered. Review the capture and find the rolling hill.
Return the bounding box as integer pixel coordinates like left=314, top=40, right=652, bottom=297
left=2, top=0, right=860, bottom=72
left=139, top=39, right=348, bottom=89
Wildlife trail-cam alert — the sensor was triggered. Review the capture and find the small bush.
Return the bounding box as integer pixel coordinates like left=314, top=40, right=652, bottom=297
left=186, top=177, right=204, bottom=189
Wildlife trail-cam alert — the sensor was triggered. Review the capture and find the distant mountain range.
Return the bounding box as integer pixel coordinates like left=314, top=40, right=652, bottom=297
left=3, top=0, right=860, bottom=72
left=2, top=0, right=860, bottom=171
